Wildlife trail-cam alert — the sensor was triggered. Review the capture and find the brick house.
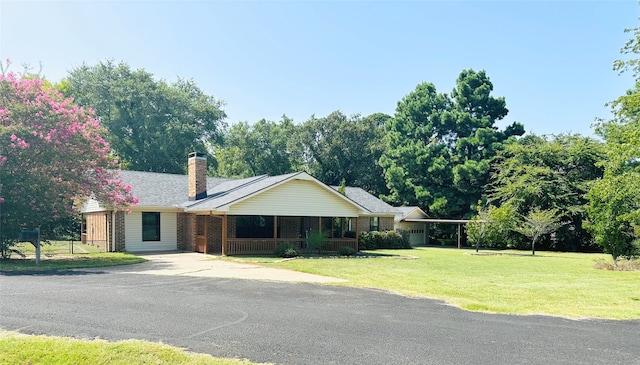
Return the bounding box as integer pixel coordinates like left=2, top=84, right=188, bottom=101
left=81, top=153, right=399, bottom=255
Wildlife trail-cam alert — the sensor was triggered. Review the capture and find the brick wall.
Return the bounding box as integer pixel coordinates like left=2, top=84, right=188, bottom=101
left=114, top=211, right=125, bottom=251
left=207, top=217, right=223, bottom=254
left=188, top=154, right=207, bottom=200
left=227, top=216, right=236, bottom=238
left=177, top=213, right=195, bottom=251
left=380, top=217, right=394, bottom=231
left=356, top=217, right=370, bottom=233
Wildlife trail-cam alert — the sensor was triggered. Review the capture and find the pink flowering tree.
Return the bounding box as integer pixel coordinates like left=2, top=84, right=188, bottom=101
left=0, top=71, right=137, bottom=257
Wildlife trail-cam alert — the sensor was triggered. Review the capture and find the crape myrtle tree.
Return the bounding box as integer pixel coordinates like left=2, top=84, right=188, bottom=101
left=0, top=71, right=137, bottom=257
left=63, top=60, right=226, bottom=174
left=380, top=69, right=524, bottom=218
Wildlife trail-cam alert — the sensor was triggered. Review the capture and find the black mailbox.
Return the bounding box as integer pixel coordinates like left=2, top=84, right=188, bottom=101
left=19, top=230, right=39, bottom=241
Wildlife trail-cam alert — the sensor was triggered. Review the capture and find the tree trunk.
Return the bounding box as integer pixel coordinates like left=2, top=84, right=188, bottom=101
left=531, top=239, right=536, bottom=256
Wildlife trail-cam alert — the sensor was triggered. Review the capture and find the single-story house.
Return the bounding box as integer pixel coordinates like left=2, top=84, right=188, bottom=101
left=81, top=153, right=403, bottom=255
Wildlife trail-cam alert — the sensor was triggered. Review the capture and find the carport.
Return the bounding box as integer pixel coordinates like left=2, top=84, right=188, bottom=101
left=402, top=218, right=471, bottom=248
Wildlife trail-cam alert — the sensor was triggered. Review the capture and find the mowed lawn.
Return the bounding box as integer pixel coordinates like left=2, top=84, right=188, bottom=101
left=1, top=241, right=146, bottom=271
left=0, top=330, right=268, bottom=365
left=267, top=248, right=640, bottom=319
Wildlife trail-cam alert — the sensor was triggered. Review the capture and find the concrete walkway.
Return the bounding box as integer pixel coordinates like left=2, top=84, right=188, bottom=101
left=93, top=252, right=347, bottom=283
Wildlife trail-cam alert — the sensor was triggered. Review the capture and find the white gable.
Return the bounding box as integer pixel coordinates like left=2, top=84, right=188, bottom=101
left=80, top=198, right=107, bottom=213
left=405, top=208, right=428, bottom=220
left=227, top=179, right=361, bottom=217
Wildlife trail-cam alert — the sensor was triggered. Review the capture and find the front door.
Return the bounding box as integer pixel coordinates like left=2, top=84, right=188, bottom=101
left=196, top=215, right=207, bottom=253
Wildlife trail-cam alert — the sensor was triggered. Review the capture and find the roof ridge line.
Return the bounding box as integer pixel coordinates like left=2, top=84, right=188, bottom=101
left=186, top=175, right=271, bottom=208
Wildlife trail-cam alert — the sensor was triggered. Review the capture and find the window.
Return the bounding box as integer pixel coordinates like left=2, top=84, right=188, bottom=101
left=369, top=217, right=379, bottom=231
left=142, top=212, right=161, bottom=241
left=236, top=215, right=274, bottom=238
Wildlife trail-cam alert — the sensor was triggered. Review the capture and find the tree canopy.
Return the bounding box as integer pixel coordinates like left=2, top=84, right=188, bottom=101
left=214, top=116, right=299, bottom=178
left=380, top=69, right=524, bottom=218
left=294, top=111, right=389, bottom=196
left=489, top=134, right=604, bottom=251
left=586, top=25, right=640, bottom=261
left=63, top=60, right=226, bottom=174
left=0, top=72, right=136, bottom=256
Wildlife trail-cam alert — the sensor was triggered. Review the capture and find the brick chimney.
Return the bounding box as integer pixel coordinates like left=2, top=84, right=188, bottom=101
left=188, top=152, right=207, bottom=201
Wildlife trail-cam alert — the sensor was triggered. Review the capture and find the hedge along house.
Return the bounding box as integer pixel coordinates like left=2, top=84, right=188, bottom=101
left=80, top=153, right=400, bottom=255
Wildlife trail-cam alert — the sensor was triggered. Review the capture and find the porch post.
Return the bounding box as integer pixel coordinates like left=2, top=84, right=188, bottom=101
left=273, top=215, right=278, bottom=246
left=80, top=214, right=85, bottom=245
left=355, top=217, right=359, bottom=251
left=423, top=223, right=427, bottom=246
left=425, top=223, right=430, bottom=246
left=204, top=216, right=208, bottom=255
left=222, top=214, right=228, bottom=256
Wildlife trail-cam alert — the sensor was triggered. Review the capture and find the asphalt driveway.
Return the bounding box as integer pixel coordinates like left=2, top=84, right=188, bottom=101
left=1, top=269, right=638, bottom=365
left=89, top=252, right=347, bottom=283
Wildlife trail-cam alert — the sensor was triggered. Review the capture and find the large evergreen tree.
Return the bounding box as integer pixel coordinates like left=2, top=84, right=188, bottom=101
left=380, top=69, right=524, bottom=218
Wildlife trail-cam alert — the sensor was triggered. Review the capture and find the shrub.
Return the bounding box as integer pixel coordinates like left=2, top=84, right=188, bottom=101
left=359, top=230, right=411, bottom=250
left=343, top=230, right=357, bottom=238
left=307, top=232, right=329, bottom=253
left=274, top=242, right=299, bottom=258
left=358, top=232, right=377, bottom=250
left=338, top=246, right=356, bottom=256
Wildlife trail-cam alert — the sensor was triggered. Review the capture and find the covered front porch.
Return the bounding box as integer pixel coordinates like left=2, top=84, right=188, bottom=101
left=192, top=214, right=358, bottom=256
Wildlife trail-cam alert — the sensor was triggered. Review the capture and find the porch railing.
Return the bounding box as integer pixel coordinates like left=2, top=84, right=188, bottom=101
left=226, top=238, right=358, bottom=256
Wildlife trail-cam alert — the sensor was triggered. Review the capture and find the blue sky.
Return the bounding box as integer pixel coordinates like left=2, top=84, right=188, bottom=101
left=1, top=1, right=638, bottom=137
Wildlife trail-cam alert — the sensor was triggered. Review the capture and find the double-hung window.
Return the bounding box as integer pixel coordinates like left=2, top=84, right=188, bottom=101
left=369, top=217, right=379, bottom=231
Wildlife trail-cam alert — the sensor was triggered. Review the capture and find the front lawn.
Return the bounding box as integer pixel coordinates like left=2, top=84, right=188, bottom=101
left=0, top=330, right=268, bottom=365
left=265, top=247, right=640, bottom=319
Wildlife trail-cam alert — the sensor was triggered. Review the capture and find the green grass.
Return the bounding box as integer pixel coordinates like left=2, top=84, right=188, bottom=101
left=13, top=240, right=104, bottom=255
left=0, top=330, right=269, bottom=365
left=0, top=253, right=146, bottom=271
left=261, top=247, right=640, bottom=320
left=2, top=240, right=146, bottom=271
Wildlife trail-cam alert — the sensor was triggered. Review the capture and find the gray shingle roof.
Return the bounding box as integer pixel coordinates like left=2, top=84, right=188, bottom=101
left=183, top=172, right=300, bottom=211
left=331, top=186, right=399, bottom=215
left=395, top=206, right=428, bottom=222
left=115, top=170, right=381, bottom=214
left=116, top=170, right=230, bottom=207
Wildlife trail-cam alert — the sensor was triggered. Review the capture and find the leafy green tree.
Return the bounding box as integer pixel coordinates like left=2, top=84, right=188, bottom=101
left=467, top=203, right=515, bottom=252
left=215, top=116, right=299, bottom=177
left=489, top=134, right=604, bottom=251
left=514, top=208, right=564, bottom=256
left=381, top=69, right=524, bottom=218
left=586, top=174, right=639, bottom=262
left=586, top=21, right=640, bottom=262
left=295, top=111, right=389, bottom=196
left=0, top=72, right=136, bottom=257
left=63, top=60, right=226, bottom=174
